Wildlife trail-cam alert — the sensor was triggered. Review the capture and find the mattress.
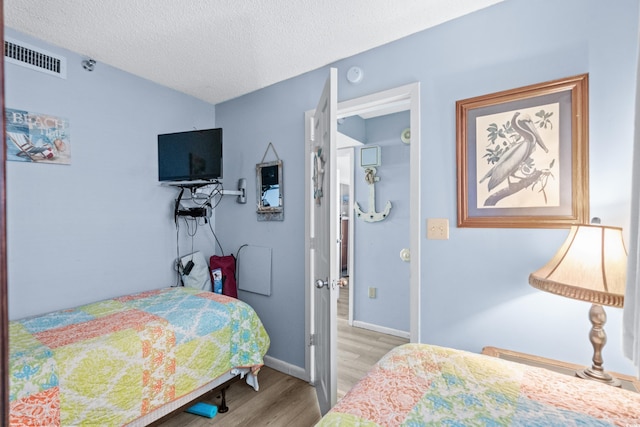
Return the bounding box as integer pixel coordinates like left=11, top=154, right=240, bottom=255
left=9, top=286, right=270, bottom=426
left=318, top=343, right=640, bottom=426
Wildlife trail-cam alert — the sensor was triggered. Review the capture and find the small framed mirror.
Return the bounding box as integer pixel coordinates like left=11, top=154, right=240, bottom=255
left=256, top=160, right=283, bottom=221
left=360, top=145, right=381, bottom=168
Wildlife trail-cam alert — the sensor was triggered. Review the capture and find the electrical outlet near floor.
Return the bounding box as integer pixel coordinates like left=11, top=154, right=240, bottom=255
left=368, top=287, right=376, bottom=298
left=426, top=218, right=449, bottom=240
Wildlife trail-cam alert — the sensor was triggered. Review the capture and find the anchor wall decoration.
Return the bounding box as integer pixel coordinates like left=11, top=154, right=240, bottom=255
left=355, top=167, right=392, bottom=222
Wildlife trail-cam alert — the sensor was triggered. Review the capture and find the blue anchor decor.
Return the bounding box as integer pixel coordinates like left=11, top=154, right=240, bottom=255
left=355, top=167, right=391, bottom=222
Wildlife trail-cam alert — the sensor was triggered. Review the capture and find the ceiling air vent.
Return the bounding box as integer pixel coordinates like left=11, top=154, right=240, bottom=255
left=4, top=37, right=67, bottom=79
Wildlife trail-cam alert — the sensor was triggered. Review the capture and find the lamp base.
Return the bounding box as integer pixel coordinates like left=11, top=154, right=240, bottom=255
left=576, top=367, right=621, bottom=387
left=571, top=304, right=622, bottom=388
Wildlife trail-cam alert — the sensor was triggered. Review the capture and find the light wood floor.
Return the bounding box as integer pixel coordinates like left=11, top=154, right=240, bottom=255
left=156, top=366, right=322, bottom=427
left=157, top=283, right=407, bottom=426
left=337, top=283, right=409, bottom=399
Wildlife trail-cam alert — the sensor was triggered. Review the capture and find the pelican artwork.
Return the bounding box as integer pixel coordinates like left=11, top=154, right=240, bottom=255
left=480, top=111, right=549, bottom=192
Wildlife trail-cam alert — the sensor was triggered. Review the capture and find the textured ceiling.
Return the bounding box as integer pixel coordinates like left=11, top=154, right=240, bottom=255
left=5, top=0, right=504, bottom=105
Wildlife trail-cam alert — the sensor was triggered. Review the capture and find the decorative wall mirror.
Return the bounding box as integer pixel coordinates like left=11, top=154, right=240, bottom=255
left=256, top=159, right=284, bottom=221
left=360, top=145, right=381, bottom=168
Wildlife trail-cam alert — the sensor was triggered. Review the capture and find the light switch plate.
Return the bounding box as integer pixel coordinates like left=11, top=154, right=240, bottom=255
left=427, top=218, right=449, bottom=240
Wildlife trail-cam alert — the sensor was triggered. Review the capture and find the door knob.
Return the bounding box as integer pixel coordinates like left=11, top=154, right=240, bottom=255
left=315, top=279, right=329, bottom=289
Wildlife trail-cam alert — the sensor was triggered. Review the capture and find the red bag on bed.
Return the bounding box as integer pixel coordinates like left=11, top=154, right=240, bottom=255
left=209, top=255, right=238, bottom=298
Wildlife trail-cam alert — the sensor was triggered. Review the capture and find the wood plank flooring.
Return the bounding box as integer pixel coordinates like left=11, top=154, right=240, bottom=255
left=156, top=366, right=322, bottom=427
left=157, top=282, right=407, bottom=426
left=337, top=283, right=409, bottom=399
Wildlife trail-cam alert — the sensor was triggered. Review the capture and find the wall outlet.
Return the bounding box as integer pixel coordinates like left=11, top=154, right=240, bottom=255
left=427, top=218, right=449, bottom=240
left=368, top=287, right=376, bottom=298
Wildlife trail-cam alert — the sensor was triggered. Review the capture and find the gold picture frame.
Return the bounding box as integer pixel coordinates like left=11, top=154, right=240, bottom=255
left=456, top=74, right=589, bottom=228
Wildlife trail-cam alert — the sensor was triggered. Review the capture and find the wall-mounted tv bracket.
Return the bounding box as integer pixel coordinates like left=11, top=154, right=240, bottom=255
left=221, top=178, right=247, bottom=204
left=166, top=179, right=246, bottom=203
left=171, top=179, right=247, bottom=223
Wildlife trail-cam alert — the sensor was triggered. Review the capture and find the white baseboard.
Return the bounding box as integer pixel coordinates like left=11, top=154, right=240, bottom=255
left=263, top=355, right=308, bottom=382
left=352, top=320, right=410, bottom=339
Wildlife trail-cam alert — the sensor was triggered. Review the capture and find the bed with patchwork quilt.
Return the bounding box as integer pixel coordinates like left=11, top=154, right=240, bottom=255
left=317, top=343, right=640, bottom=426
left=9, top=286, right=270, bottom=426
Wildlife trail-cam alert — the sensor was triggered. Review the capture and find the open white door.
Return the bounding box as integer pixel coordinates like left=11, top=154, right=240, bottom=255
left=307, top=68, right=339, bottom=415
left=305, top=80, right=421, bottom=414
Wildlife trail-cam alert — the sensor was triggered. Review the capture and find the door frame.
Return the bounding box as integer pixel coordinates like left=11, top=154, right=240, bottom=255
left=305, top=81, right=421, bottom=382
left=337, top=147, right=356, bottom=326
left=1, top=2, right=9, bottom=422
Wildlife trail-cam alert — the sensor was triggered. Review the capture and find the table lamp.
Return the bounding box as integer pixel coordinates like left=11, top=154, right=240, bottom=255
left=528, top=221, right=627, bottom=387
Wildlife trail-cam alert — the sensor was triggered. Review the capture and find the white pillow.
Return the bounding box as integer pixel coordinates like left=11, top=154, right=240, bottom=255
left=180, top=251, right=212, bottom=291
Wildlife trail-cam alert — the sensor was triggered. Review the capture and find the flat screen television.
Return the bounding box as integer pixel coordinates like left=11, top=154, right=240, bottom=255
left=158, top=128, right=222, bottom=182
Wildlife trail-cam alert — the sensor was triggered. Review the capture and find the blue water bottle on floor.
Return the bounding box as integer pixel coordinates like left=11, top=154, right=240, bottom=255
left=186, top=402, right=218, bottom=418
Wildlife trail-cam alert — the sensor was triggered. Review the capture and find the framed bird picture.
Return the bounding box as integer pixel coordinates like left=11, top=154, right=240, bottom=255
left=456, top=74, right=589, bottom=228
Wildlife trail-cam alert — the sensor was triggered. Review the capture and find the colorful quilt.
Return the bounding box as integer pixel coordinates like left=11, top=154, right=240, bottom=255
left=9, top=287, right=270, bottom=426
left=318, top=343, right=640, bottom=426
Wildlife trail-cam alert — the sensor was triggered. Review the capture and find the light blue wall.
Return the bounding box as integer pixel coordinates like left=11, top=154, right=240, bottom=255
left=5, top=0, right=638, bottom=376
left=5, top=29, right=218, bottom=320
left=338, top=116, right=365, bottom=142
left=353, top=111, right=410, bottom=332
left=216, top=0, right=639, bottom=375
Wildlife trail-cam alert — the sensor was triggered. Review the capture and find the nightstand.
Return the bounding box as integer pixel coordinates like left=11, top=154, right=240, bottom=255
left=482, top=346, right=640, bottom=393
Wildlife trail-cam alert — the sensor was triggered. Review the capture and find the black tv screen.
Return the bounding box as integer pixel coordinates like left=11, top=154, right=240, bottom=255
left=158, top=128, right=222, bottom=182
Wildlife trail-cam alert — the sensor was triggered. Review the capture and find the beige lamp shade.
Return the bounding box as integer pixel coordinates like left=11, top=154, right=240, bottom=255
left=529, top=224, right=627, bottom=308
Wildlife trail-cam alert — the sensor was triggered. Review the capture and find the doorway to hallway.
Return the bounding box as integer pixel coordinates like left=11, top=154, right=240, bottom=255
left=336, top=283, right=408, bottom=398
left=305, top=80, right=421, bottom=413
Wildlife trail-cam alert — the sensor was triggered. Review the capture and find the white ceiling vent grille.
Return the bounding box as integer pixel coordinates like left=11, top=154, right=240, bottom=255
left=4, top=37, right=67, bottom=79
